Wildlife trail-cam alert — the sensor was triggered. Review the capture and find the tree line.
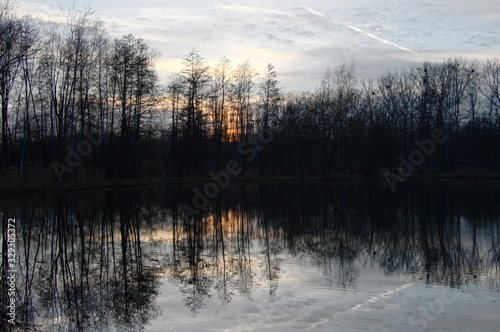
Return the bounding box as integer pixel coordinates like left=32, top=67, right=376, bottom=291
left=1, top=1, right=499, bottom=183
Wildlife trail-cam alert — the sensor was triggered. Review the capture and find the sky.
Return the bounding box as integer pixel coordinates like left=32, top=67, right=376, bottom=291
left=14, top=0, right=500, bottom=91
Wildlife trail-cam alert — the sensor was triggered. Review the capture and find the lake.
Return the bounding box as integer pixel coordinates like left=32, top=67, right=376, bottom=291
left=1, top=180, right=499, bottom=331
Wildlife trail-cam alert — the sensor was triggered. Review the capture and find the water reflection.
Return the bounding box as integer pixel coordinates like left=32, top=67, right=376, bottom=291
left=1, top=181, right=499, bottom=330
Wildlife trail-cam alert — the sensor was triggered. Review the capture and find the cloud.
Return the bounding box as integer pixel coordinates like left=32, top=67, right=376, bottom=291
left=464, top=34, right=500, bottom=48
left=14, top=0, right=500, bottom=91
left=17, top=1, right=68, bottom=23
left=214, top=5, right=290, bottom=18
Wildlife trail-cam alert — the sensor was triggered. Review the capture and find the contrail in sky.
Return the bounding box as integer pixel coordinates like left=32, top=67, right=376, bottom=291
left=302, top=7, right=417, bottom=54
left=341, top=23, right=418, bottom=54
left=303, top=6, right=328, bottom=19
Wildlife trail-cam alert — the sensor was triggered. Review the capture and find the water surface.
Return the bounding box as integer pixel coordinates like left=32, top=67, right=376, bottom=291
left=1, top=180, right=499, bottom=331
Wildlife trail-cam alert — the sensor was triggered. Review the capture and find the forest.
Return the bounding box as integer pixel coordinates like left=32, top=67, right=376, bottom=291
left=1, top=2, right=500, bottom=190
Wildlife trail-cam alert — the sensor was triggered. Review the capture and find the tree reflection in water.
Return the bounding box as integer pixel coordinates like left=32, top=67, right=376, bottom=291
left=0, top=180, right=499, bottom=330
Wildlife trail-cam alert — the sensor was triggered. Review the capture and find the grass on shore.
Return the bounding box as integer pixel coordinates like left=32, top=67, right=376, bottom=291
left=1, top=166, right=500, bottom=195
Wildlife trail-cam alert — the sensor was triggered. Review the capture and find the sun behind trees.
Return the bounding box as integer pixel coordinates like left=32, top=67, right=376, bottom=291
left=1, top=3, right=500, bottom=191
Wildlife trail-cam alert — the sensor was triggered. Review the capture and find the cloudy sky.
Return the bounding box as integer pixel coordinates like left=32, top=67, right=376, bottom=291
left=15, top=0, right=500, bottom=91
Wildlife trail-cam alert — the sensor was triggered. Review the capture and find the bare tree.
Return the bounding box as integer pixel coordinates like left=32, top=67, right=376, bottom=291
left=179, top=48, right=210, bottom=176
left=231, top=60, right=257, bottom=174
left=0, top=7, right=37, bottom=166
left=258, top=63, right=280, bottom=175
left=167, top=73, right=184, bottom=177
left=315, top=64, right=358, bottom=175
left=232, top=60, right=256, bottom=140
left=481, top=57, right=500, bottom=110
left=110, top=34, right=158, bottom=178
left=209, top=56, right=232, bottom=169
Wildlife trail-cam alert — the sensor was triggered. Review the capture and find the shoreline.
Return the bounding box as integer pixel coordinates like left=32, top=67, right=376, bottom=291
left=2, top=173, right=500, bottom=196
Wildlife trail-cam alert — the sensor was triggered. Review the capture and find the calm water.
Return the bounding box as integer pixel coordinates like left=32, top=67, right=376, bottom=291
left=1, top=180, right=499, bottom=331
